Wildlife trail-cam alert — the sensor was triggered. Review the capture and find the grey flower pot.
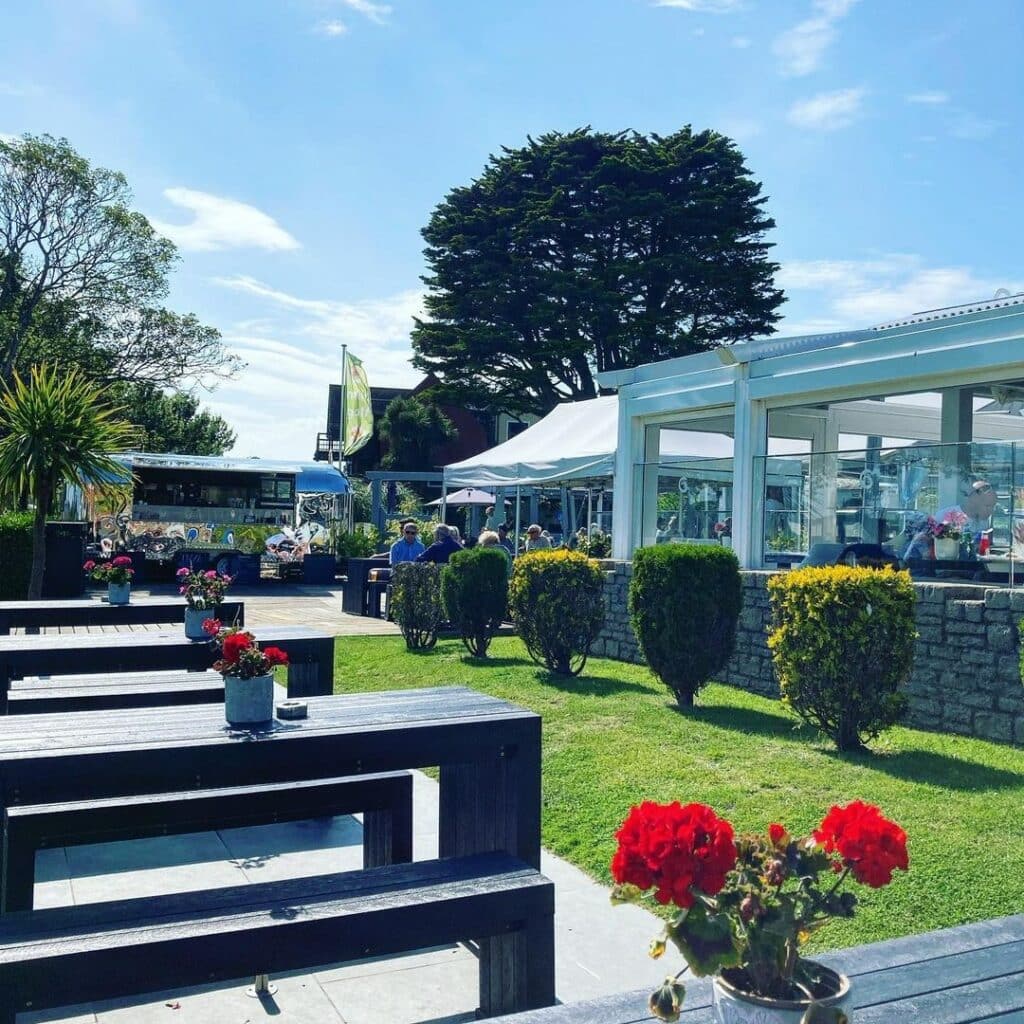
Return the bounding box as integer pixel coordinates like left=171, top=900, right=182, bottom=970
left=107, top=583, right=130, bottom=606
left=224, top=673, right=274, bottom=726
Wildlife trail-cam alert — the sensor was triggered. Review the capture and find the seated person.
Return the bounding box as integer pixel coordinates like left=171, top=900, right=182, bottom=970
left=389, top=522, right=425, bottom=565
left=497, top=522, right=515, bottom=556
left=524, top=524, right=551, bottom=552
left=478, top=529, right=512, bottom=572
left=416, top=524, right=463, bottom=564
left=903, top=479, right=998, bottom=560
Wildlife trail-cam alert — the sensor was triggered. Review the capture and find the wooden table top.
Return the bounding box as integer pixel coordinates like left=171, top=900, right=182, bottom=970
left=0, top=686, right=536, bottom=761
left=0, top=597, right=195, bottom=611
left=0, top=624, right=329, bottom=654
left=488, top=914, right=1024, bottom=1023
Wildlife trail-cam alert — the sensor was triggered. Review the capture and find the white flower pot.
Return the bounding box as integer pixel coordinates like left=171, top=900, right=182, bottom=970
left=224, top=673, right=274, bottom=726
left=184, top=606, right=215, bottom=640
left=934, top=537, right=960, bottom=560
left=107, top=583, right=130, bottom=606
left=712, top=964, right=852, bottom=1023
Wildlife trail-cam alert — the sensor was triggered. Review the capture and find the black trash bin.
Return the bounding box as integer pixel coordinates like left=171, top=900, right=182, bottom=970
left=42, top=521, right=88, bottom=598
left=302, top=552, right=336, bottom=585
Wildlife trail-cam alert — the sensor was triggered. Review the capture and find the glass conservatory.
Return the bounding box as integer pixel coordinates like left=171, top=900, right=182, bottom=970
left=599, top=294, right=1024, bottom=582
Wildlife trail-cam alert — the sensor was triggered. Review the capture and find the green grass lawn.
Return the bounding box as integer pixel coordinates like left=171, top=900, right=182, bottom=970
left=333, top=635, right=1024, bottom=952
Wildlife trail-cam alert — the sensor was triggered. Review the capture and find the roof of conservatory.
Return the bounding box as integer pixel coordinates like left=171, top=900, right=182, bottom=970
left=597, top=291, right=1024, bottom=393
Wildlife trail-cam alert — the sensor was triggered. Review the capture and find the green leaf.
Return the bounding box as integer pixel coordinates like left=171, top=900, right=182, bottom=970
left=666, top=900, right=742, bottom=977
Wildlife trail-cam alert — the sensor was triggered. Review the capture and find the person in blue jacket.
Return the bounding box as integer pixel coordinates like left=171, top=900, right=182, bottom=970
left=416, top=523, right=463, bottom=564
left=389, top=521, right=425, bottom=565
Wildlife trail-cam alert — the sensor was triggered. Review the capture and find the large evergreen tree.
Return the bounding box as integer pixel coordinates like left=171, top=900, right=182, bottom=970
left=412, top=127, right=783, bottom=415
left=114, top=383, right=236, bottom=456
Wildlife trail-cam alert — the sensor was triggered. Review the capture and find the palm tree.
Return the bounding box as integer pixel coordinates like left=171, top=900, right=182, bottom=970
left=0, top=364, right=135, bottom=599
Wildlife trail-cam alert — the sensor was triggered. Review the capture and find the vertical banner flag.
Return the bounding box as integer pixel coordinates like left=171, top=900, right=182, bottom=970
left=343, top=352, right=373, bottom=455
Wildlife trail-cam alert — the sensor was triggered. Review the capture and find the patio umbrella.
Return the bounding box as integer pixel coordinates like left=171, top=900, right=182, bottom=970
left=426, top=488, right=503, bottom=507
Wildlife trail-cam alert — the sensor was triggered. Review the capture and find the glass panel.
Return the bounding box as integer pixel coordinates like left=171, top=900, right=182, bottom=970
left=638, top=458, right=735, bottom=549
left=755, top=441, right=1024, bottom=584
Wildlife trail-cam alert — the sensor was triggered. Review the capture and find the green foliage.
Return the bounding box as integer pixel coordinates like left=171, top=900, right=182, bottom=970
left=412, top=126, right=783, bottom=416
left=0, top=510, right=32, bottom=599
left=767, top=566, right=915, bottom=751
left=628, top=543, right=742, bottom=708
left=391, top=562, right=445, bottom=650
left=441, top=547, right=509, bottom=657
left=378, top=395, right=457, bottom=471
left=508, top=549, right=605, bottom=675
left=575, top=528, right=611, bottom=558
left=111, top=383, right=236, bottom=455
left=0, top=364, right=136, bottom=598
left=333, top=528, right=379, bottom=559
left=0, top=133, right=238, bottom=394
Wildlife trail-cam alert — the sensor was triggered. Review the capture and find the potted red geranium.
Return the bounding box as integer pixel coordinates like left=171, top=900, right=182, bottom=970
left=84, top=556, right=135, bottom=605
left=208, top=623, right=288, bottom=725
left=612, top=800, right=908, bottom=1023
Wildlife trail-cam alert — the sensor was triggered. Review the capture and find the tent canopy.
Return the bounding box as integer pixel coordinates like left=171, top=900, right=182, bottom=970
left=443, top=397, right=737, bottom=488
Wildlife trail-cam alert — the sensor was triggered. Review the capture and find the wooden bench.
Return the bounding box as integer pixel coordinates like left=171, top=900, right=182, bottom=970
left=0, top=598, right=245, bottom=636
left=0, top=852, right=555, bottom=1022
left=7, top=669, right=226, bottom=714
left=0, top=625, right=334, bottom=711
left=2, top=771, right=414, bottom=911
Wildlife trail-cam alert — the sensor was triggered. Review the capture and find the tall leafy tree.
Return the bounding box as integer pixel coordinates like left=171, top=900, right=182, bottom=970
left=378, top=395, right=457, bottom=471
left=113, top=383, right=236, bottom=456
left=412, top=127, right=783, bottom=415
left=0, top=135, right=175, bottom=377
left=0, top=364, right=136, bottom=598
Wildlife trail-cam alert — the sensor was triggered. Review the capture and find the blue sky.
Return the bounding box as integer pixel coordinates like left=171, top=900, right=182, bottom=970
left=1, top=0, right=1021, bottom=456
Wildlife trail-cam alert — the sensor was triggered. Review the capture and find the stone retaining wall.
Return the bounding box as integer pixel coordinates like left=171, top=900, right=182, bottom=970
left=592, top=561, right=1024, bottom=746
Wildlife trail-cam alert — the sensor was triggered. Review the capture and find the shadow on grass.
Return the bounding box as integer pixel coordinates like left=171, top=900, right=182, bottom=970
left=535, top=671, right=661, bottom=697
left=679, top=701, right=818, bottom=743
left=823, top=747, right=1024, bottom=791
left=459, top=655, right=535, bottom=668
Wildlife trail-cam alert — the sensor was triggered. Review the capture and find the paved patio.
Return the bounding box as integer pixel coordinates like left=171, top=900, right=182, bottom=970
left=27, top=771, right=662, bottom=1024
left=18, top=584, right=662, bottom=1023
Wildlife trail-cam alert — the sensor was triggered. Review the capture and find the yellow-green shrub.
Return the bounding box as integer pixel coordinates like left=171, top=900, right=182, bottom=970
left=767, top=565, right=915, bottom=751
left=508, top=549, right=605, bottom=675
left=391, top=562, right=444, bottom=650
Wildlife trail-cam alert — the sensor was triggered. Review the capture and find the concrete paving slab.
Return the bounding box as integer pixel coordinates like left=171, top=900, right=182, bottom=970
left=93, top=971, right=346, bottom=1023
left=67, top=833, right=248, bottom=904
left=321, top=956, right=479, bottom=1024
left=219, top=816, right=364, bottom=882
left=33, top=847, right=75, bottom=910
left=313, top=945, right=472, bottom=986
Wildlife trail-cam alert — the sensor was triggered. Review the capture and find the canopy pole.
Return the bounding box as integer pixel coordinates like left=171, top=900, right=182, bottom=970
left=514, top=485, right=522, bottom=557
left=587, top=487, right=593, bottom=535
left=440, top=481, right=448, bottom=525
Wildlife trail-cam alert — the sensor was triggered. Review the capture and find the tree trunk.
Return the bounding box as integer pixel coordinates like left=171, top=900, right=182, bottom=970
left=27, top=483, right=50, bottom=600
left=675, top=688, right=695, bottom=710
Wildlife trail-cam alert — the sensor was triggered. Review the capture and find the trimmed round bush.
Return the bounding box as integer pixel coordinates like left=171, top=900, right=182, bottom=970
left=391, top=562, right=444, bottom=651
left=441, top=547, right=508, bottom=657
left=508, top=549, right=605, bottom=676
left=628, top=543, right=742, bottom=708
left=767, top=565, right=915, bottom=751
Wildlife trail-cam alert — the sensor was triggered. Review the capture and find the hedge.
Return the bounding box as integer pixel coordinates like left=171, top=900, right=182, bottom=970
left=0, top=511, right=33, bottom=600
left=441, top=547, right=508, bottom=658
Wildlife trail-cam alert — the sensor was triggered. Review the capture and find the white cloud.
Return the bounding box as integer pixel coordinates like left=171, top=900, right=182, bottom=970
left=340, top=0, right=392, bottom=24
left=787, top=87, right=865, bottom=130
left=906, top=90, right=949, bottom=105
left=0, top=133, right=18, bottom=144
left=773, top=0, right=858, bottom=77
left=778, top=254, right=1021, bottom=330
left=948, top=111, right=1001, bottom=141
left=731, top=35, right=752, bottom=48
left=316, top=19, right=348, bottom=36
left=150, top=188, right=300, bottom=252
left=207, top=276, right=423, bottom=456
left=653, top=0, right=744, bottom=11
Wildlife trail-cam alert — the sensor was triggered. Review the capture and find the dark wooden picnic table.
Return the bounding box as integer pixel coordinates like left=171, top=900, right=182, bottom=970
left=487, top=914, right=1024, bottom=1023
left=0, top=685, right=540, bottom=865
left=0, top=625, right=333, bottom=709
left=0, top=597, right=245, bottom=635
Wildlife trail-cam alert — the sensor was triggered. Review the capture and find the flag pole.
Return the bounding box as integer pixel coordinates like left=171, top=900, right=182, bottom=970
left=339, top=345, right=352, bottom=530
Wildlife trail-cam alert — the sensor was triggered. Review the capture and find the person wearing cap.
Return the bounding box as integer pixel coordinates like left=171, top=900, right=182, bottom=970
left=389, top=522, right=425, bottom=566
left=524, top=524, right=551, bottom=552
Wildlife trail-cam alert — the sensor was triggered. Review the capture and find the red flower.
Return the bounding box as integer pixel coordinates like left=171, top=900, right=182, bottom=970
left=768, top=823, right=788, bottom=846
left=611, top=801, right=737, bottom=909
left=221, top=631, right=254, bottom=664
left=82, top=560, right=96, bottom=571
left=202, top=618, right=222, bottom=636
left=814, top=801, right=909, bottom=888
left=262, top=646, right=289, bottom=667
left=112, top=555, right=133, bottom=567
